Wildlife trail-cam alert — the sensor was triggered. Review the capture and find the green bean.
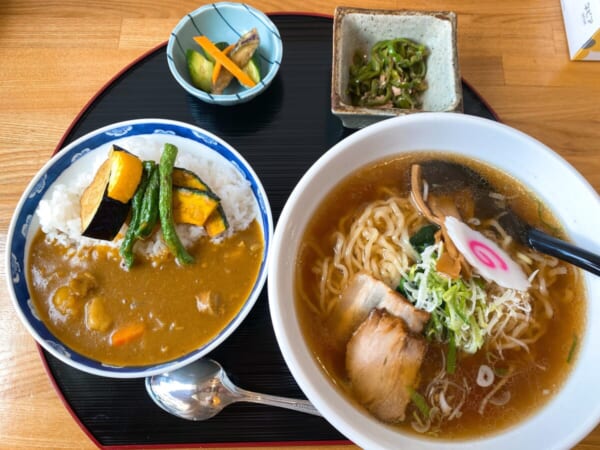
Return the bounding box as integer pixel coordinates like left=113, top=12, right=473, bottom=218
left=347, top=38, right=428, bottom=109
left=158, top=143, right=194, bottom=265
left=119, top=160, right=153, bottom=268
left=136, top=163, right=160, bottom=239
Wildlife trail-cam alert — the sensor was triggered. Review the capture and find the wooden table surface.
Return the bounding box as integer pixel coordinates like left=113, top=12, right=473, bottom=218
left=1, top=0, right=599, bottom=448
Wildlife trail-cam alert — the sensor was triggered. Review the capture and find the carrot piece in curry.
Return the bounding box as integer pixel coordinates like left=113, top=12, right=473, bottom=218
left=111, top=323, right=145, bottom=346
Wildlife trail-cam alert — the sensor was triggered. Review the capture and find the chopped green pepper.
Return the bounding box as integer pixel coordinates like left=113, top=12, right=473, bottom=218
left=347, top=38, right=429, bottom=109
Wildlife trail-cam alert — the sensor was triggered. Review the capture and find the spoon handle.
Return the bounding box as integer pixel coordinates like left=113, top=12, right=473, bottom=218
left=527, top=228, right=600, bottom=276
left=235, top=387, right=321, bottom=416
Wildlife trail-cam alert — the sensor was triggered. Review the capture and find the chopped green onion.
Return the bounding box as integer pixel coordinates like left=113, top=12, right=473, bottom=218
left=446, top=335, right=457, bottom=374
left=401, top=242, right=488, bottom=354
left=409, top=388, right=430, bottom=418
left=397, top=277, right=409, bottom=297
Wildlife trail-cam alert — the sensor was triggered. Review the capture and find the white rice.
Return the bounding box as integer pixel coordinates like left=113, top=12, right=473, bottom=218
left=37, top=136, right=258, bottom=261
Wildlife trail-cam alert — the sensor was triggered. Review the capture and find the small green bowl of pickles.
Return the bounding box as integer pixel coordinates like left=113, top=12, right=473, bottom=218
left=331, top=7, right=463, bottom=129
left=167, top=2, right=283, bottom=106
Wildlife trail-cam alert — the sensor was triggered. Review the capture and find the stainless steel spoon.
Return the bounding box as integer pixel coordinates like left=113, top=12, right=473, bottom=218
left=145, top=358, right=321, bottom=420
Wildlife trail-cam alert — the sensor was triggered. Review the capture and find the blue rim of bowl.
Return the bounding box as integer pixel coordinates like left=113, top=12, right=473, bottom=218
left=6, top=118, right=273, bottom=378
left=166, top=2, right=283, bottom=104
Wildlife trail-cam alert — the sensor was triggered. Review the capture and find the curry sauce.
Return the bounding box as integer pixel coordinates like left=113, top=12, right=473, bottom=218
left=27, top=220, right=264, bottom=366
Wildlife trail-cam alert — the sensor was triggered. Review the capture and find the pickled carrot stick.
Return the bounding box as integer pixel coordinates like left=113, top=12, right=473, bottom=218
left=193, top=36, right=257, bottom=88
left=212, top=43, right=234, bottom=86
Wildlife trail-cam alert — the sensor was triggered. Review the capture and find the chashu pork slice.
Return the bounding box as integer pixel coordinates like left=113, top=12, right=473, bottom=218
left=330, top=273, right=430, bottom=346
left=346, top=308, right=427, bottom=423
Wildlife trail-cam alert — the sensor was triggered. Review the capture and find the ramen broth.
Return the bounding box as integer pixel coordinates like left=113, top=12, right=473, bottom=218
left=295, top=152, right=585, bottom=438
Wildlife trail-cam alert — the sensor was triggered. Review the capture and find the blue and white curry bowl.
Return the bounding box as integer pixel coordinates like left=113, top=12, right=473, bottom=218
left=167, top=2, right=283, bottom=105
left=6, top=118, right=273, bottom=378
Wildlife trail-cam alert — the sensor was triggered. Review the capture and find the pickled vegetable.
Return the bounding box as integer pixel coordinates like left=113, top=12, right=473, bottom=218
left=186, top=49, right=214, bottom=93
left=243, top=56, right=261, bottom=84
left=193, top=29, right=260, bottom=94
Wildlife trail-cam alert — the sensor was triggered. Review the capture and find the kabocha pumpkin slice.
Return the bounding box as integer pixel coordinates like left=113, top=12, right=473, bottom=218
left=172, top=187, right=220, bottom=227
left=171, top=167, right=229, bottom=237
left=205, top=204, right=229, bottom=237
left=172, top=167, right=212, bottom=193
left=107, top=145, right=143, bottom=203
left=80, top=146, right=143, bottom=241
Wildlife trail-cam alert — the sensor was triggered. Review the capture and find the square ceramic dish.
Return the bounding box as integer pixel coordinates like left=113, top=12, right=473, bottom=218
left=331, top=7, right=463, bottom=128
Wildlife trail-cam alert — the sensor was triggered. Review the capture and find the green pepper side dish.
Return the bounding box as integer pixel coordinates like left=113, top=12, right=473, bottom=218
left=158, top=143, right=195, bottom=265
left=347, top=38, right=429, bottom=109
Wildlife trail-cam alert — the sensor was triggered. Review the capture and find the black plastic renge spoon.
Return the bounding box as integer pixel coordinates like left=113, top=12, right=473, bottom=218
left=418, top=160, right=600, bottom=276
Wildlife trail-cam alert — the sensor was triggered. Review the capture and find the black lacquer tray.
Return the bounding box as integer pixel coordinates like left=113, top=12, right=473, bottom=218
left=41, top=14, right=498, bottom=449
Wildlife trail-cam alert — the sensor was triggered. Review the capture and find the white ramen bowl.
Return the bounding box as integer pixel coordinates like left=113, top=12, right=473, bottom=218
left=6, top=118, right=273, bottom=378
left=268, top=112, right=600, bottom=449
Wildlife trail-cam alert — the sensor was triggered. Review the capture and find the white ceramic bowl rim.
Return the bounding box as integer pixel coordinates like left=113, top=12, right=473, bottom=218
left=268, top=112, right=600, bottom=449
left=166, top=2, right=283, bottom=103
left=6, top=118, right=273, bottom=378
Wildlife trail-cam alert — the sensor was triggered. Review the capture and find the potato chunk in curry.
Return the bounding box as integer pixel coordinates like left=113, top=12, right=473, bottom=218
left=85, top=297, right=113, bottom=332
